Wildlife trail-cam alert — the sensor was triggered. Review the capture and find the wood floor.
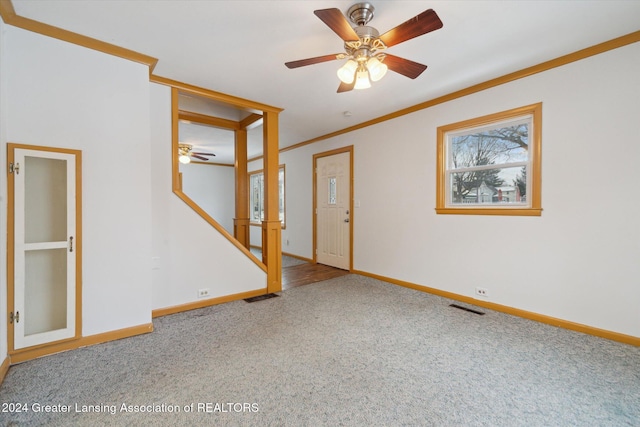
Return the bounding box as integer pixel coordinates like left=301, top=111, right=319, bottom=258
left=282, top=262, right=350, bottom=291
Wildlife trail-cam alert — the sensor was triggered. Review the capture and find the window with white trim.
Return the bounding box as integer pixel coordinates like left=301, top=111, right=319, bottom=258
left=436, top=103, right=542, bottom=216
left=249, top=166, right=285, bottom=226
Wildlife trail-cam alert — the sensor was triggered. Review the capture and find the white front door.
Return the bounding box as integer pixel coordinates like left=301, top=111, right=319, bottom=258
left=9, top=144, right=81, bottom=350
left=316, top=150, right=351, bottom=270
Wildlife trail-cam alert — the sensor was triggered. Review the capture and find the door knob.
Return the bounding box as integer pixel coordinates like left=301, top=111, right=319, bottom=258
left=344, top=218, right=350, bottom=223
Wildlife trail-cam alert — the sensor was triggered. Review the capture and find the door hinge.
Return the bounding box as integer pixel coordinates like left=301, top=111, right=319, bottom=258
left=9, top=162, right=19, bottom=174
left=9, top=311, right=19, bottom=324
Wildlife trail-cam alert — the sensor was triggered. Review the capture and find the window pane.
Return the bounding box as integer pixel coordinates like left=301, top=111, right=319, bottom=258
left=328, top=177, right=337, bottom=205
left=250, top=173, right=263, bottom=222
left=249, top=167, right=285, bottom=225
left=279, top=168, right=285, bottom=224
left=450, top=166, right=527, bottom=205
left=436, top=103, right=541, bottom=215
left=449, top=122, right=529, bottom=169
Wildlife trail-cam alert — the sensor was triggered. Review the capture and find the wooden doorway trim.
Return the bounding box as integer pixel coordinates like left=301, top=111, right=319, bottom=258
left=312, top=146, right=354, bottom=271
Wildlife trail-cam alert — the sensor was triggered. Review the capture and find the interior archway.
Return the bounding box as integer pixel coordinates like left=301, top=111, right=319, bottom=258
left=163, top=81, right=283, bottom=292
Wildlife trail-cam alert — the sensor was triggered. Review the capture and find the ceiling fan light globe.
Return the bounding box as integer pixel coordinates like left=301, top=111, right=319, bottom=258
left=367, top=57, right=388, bottom=82
left=179, top=154, right=191, bottom=164
left=337, top=60, right=358, bottom=84
left=354, top=69, right=371, bottom=90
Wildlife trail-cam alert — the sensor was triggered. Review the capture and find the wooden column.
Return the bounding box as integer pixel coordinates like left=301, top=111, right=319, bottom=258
left=234, top=128, right=250, bottom=249
left=261, top=110, right=282, bottom=293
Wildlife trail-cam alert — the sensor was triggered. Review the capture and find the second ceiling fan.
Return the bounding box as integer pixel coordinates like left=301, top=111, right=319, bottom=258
left=178, top=143, right=216, bottom=164
left=285, top=2, right=443, bottom=93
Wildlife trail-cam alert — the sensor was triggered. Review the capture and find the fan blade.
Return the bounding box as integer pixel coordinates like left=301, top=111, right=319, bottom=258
left=285, top=54, right=342, bottom=69
left=337, top=79, right=356, bottom=93
left=191, top=154, right=209, bottom=161
left=379, top=9, right=443, bottom=48
left=314, top=8, right=359, bottom=41
left=192, top=152, right=216, bottom=156
left=383, top=54, right=428, bottom=79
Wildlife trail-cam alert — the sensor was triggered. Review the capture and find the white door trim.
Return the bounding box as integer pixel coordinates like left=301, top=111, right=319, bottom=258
left=8, top=144, right=82, bottom=351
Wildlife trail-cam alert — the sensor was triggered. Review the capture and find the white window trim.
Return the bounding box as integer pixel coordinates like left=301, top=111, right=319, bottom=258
left=249, top=165, right=285, bottom=227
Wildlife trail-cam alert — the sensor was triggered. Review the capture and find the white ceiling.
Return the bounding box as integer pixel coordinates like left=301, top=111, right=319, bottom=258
left=12, top=1, right=640, bottom=164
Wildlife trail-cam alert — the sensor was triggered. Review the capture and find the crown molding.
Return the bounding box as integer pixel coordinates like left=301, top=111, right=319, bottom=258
left=0, top=0, right=158, bottom=72
left=281, top=30, right=640, bottom=153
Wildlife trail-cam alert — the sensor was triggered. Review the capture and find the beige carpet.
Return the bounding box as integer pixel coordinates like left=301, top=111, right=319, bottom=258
left=1, top=274, right=639, bottom=426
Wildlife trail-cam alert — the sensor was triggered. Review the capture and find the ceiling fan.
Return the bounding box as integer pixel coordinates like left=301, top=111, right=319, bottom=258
left=285, top=2, right=443, bottom=93
left=178, top=143, right=216, bottom=164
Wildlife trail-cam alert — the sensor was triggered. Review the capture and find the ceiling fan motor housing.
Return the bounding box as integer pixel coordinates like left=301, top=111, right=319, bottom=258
left=178, top=143, right=192, bottom=155
left=345, top=3, right=384, bottom=63
left=346, top=25, right=384, bottom=63
left=355, top=25, right=379, bottom=39
left=347, top=2, right=375, bottom=26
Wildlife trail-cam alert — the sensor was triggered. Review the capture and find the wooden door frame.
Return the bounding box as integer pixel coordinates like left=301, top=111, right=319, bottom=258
left=6, top=143, right=83, bottom=355
left=312, top=146, right=354, bottom=271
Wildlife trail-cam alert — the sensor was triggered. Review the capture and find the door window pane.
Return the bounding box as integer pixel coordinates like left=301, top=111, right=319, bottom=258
left=24, top=249, right=68, bottom=336
left=24, top=156, right=67, bottom=243
left=328, top=177, right=337, bottom=205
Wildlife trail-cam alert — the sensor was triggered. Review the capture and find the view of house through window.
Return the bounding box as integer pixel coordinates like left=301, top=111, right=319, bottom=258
left=450, top=118, right=529, bottom=204
left=250, top=166, right=285, bottom=226
left=436, top=103, right=542, bottom=215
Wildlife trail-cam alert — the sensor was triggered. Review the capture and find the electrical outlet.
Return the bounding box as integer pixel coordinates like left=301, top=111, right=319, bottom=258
left=475, top=287, right=489, bottom=297
left=198, top=288, right=210, bottom=298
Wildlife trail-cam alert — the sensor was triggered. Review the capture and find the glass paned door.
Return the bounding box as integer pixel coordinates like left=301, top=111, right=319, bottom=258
left=11, top=146, right=79, bottom=350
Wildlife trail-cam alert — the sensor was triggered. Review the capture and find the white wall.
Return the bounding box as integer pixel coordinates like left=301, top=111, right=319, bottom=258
left=180, top=163, right=235, bottom=234
left=1, top=25, right=153, bottom=337
left=281, top=42, right=640, bottom=338
left=150, top=84, right=266, bottom=310
left=0, top=24, right=267, bottom=364
left=249, top=225, right=262, bottom=249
